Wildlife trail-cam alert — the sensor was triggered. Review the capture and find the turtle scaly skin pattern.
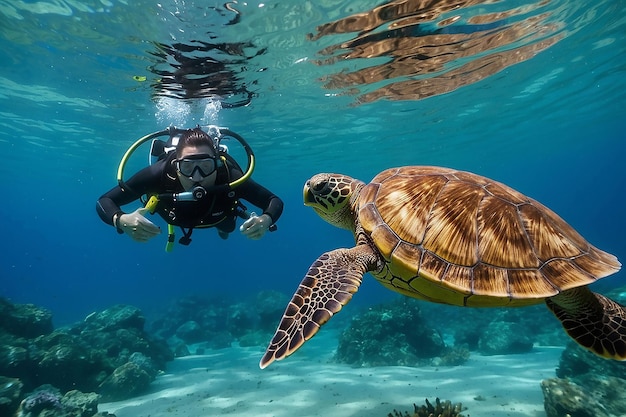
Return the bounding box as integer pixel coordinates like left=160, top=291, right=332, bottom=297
left=260, top=167, right=625, bottom=369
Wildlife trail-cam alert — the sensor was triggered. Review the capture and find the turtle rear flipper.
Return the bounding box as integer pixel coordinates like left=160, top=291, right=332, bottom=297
left=260, top=246, right=377, bottom=369
left=546, top=287, right=626, bottom=360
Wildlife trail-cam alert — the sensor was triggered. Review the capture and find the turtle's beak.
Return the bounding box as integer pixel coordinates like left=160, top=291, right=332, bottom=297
left=303, top=182, right=315, bottom=206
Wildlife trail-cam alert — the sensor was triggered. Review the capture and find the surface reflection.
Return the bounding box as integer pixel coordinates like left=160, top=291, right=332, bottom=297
left=308, top=0, right=565, bottom=105
left=146, top=1, right=267, bottom=107
left=148, top=40, right=266, bottom=107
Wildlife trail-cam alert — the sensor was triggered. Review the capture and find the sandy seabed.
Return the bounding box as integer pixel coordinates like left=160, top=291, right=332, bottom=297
left=101, top=333, right=562, bottom=417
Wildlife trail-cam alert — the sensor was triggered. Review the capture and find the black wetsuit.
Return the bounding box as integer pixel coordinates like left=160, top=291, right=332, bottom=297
left=96, top=152, right=283, bottom=236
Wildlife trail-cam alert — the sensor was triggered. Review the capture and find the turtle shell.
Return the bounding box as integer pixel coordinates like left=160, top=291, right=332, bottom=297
left=358, top=166, right=621, bottom=307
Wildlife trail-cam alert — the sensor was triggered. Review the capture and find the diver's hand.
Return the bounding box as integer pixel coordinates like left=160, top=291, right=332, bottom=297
left=118, top=208, right=161, bottom=242
left=239, top=213, right=272, bottom=240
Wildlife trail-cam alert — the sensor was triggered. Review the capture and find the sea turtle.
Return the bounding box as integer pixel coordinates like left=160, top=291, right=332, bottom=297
left=260, top=166, right=626, bottom=369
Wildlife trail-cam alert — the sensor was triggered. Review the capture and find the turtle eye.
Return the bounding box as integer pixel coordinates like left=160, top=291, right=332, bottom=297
left=311, top=180, right=328, bottom=193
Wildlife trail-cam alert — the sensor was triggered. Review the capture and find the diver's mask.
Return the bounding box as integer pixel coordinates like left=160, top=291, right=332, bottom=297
left=175, top=153, right=217, bottom=178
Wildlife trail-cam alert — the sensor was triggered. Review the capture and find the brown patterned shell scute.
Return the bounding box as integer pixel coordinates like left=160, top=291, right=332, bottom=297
left=358, top=166, right=621, bottom=302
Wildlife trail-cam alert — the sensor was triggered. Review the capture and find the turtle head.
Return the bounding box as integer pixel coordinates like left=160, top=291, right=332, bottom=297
left=304, top=173, right=364, bottom=231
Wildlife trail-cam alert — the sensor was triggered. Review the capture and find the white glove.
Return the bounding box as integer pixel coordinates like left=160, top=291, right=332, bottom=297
left=239, top=213, right=272, bottom=240
left=118, top=207, right=161, bottom=242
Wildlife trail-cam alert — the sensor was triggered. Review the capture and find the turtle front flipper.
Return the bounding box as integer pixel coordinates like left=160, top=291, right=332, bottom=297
left=546, top=287, right=626, bottom=360
left=260, top=245, right=378, bottom=369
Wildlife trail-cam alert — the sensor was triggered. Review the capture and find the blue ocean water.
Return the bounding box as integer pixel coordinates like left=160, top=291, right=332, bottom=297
left=0, top=0, right=624, bottom=338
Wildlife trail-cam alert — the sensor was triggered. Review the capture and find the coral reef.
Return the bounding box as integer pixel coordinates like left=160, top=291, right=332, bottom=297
left=541, top=336, right=626, bottom=417
left=0, top=376, right=23, bottom=415
left=431, top=346, right=470, bottom=367
left=98, top=361, right=153, bottom=402
left=419, top=301, right=566, bottom=352
left=15, top=384, right=111, bottom=417
left=5, top=303, right=171, bottom=394
left=388, top=398, right=466, bottom=417
left=335, top=298, right=466, bottom=367
left=149, top=290, right=290, bottom=353
left=334, top=292, right=571, bottom=366
left=335, top=293, right=569, bottom=367
left=556, top=341, right=626, bottom=381
left=541, top=375, right=626, bottom=417
left=17, top=385, right=63, bottom=416
left=0, top=298, right=53, bottom=339
left=0, top=298, right=174, bottom=415
left=477, top=321, right=533, bottom=355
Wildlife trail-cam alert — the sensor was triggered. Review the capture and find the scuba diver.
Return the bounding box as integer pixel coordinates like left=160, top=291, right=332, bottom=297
left=96, top=126, right=283, bottom=249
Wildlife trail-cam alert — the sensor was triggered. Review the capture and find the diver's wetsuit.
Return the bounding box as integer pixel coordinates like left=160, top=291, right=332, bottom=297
left=96, top=153, right=283, bottom=236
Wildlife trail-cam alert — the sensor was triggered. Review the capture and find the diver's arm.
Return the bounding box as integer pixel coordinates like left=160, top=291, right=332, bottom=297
left=239, top=178, right=284, bottom=224
left=96, top=164, right=163, bottom=242
left=224, top=159, right=283, bottom=225
left=260, top=195, right=283, bottom=225
left=237, top=178, right=284, bottom=239
left=96, top=163, right=164, bottom=226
